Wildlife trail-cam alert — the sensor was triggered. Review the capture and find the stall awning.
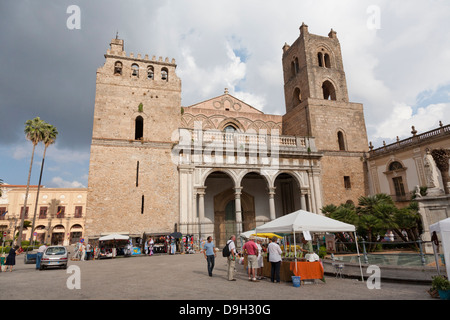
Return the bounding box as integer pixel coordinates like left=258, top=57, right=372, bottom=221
left=99, top=234, right=129, bottom=241
left=255, top=210, right=355, bottom=233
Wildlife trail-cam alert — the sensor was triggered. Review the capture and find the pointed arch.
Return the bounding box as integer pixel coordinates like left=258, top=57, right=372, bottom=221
left=322, top=80, right=336, bottom=101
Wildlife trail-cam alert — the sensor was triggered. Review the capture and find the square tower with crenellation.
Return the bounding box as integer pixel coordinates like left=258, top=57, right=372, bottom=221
left=85, top=37, right=182, bottom=238
left=282, top=23, right=369, bottom=206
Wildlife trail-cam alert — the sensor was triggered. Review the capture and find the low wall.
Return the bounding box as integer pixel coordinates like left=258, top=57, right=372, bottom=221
left=322, top=259, right=444, bottom=284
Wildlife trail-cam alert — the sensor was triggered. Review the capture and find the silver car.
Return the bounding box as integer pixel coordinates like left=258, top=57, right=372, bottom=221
left=40, top=246, right=68, bottom=270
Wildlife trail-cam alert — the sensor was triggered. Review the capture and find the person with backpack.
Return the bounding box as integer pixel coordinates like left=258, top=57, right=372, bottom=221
left=224, top=235, right=237, bottom=281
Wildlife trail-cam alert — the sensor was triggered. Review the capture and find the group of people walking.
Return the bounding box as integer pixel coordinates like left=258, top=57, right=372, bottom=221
left=73, top=242, right=98, bottom=260
left=201, top=235, right=284, bottom=283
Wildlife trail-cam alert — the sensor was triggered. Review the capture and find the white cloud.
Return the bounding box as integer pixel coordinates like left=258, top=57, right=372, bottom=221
left=12, top=145, right=29, bottom=160
left=3, top=0, right=450, bottom=185
left=49, top=177, right=85, bottom=188
left=371, top=102, right=450, bottom=145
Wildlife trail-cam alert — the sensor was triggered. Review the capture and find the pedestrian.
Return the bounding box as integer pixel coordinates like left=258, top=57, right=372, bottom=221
left=73, top=242, right=81, bottom=260
left=202, top=236, right=216, bottom=277
left=5, top=245, right=20, bottom=272
left=144, top=239, right=149, bottom=255
left=149, top=238, right=154, bottom=256
left=226, top=235, right=237, bottom=281
left=256, top=239, right=264, bottom=280
left=242, top=237, right=259, bottom=282
left=268, top=236, right=282, bottom=283
left=80, top=243, right=86, bottom=261
left=93, top=246, right=99, bottom=260
left=36, top=244, right=47, bottom=270
left=86, top=243, right=91, bottom=260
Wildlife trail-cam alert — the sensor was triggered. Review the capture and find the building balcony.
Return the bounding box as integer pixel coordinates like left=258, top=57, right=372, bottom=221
left=369, top=123, right=450, bottom=157
left=174, top=129, right=321, bottom=167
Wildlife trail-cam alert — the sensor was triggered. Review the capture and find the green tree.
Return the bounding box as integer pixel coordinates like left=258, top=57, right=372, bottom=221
left=323, top=193, right=423, bottom=252
left=356, top=194, right=395, bottom=247
left=17, top=117, right=47, bottom=245
left=29, top=123, right=58, bottom=244
left=393, top=201, right=422, bottom=244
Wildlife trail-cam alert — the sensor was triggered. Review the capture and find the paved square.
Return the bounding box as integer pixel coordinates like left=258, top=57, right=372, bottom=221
left=0, top=252, right=433, bottom=301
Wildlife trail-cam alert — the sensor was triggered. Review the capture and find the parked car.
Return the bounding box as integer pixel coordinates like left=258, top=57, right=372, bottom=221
left=40, top=246, right=68, bottom=270
left=24, top=250, right=37, bottom=264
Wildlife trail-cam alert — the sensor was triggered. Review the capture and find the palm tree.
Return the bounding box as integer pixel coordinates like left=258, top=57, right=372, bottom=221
left=17, top=117, right=46, bottom=245
left=29, top=123, right=58, bottom=245
left=356, top=194, right=398, bottom=251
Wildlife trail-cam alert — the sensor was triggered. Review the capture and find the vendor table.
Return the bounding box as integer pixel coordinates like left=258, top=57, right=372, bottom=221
left=289, top=261, right=324, bottom=280
left=243, top=255, right=324, bottom=282
left=257, top=259, right=323, bottom=282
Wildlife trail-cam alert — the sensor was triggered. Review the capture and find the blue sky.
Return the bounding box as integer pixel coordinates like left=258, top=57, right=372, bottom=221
left=0, top=0, right=449, bottom=188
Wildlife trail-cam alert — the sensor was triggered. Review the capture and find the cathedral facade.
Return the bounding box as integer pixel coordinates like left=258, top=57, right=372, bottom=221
left=85, top=24, right=369, bottom=246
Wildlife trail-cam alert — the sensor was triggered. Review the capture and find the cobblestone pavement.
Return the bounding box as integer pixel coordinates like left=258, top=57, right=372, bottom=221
left=0, top=251, right=435, bottom=302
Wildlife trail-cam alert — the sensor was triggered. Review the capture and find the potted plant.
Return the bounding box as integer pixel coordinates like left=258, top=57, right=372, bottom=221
left=431, top=275, right=450, bottom=300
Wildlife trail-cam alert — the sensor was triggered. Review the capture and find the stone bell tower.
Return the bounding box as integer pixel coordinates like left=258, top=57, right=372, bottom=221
left=282, top=23, right=369, bottom=206
left=85, top=37, right=182, bottom=238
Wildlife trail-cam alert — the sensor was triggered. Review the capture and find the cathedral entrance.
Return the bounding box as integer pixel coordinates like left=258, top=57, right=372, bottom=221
left=213, top=188, right=254, bottom=248
left=224, top=200, right=237, bottom=241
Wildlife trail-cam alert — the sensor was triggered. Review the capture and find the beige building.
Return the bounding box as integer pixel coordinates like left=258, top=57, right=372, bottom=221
left=0, top=185, right=87, bottom=245
left=367, top=123, right=450, bottom=205
left=367, top=123, right=450, bottom=253
left=85, top=24, right=369, bottom=247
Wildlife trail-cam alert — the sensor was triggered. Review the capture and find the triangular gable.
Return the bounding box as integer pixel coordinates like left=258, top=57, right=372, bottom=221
left=187, top=92, right=264, bottom=114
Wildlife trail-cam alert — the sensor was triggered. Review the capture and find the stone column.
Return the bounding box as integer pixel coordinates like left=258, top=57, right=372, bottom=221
left=300, top=189, right=307, bottom=210
left=191, top=190, right=197, bottom=235
left=268, top=187, right=276, bottom=220
left=234, top=187, right=243, bottom=236
left=197, top=186, right=206, bottom=222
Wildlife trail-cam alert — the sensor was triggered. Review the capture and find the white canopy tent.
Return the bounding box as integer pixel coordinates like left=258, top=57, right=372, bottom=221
left=99, top=234, right=129, bottom=241
left=255, top=210, right=364, bottom=281
left=430, top=217, right=450, bottom=278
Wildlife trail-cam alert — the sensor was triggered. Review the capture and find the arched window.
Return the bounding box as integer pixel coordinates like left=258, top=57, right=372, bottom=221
left=135, top=116, right=144, bottom=140
left=318, top=52, right=323, bottom=67
left=318, top=51, right=332, bottom=68
left=131, top=64, right=139, bottom=77
left=295, top=57, right=299, bottom=73
left=337, top=131, right=346, bottom=150
left=161, top=67, right=168, bottom=81
left=322, top=80, right=336, bottom=100
left=389, top=161, right=403, bottom=171
left=114, top=61, right=123, bottom=75
left=324, top=53, right=331, bottom=68
left=224, top=124, right=237, bottom=132
left=147, top=66, right=154, bottom=80
left=293, top=87, right=302, bottom=105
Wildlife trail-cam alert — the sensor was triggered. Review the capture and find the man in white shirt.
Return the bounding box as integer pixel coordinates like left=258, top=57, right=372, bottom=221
left=36, top=244, right=47, bottom=270
left=268, top=236, right=282, bottom=283
left=227, top=235, right=237, bottom=281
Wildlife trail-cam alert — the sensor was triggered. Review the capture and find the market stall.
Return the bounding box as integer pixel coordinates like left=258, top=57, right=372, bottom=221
left=143, top=234, right=169, bottom=254
left=254, top=209, right=363, bottom=281
left=98, top=234, right=129, bottom=258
